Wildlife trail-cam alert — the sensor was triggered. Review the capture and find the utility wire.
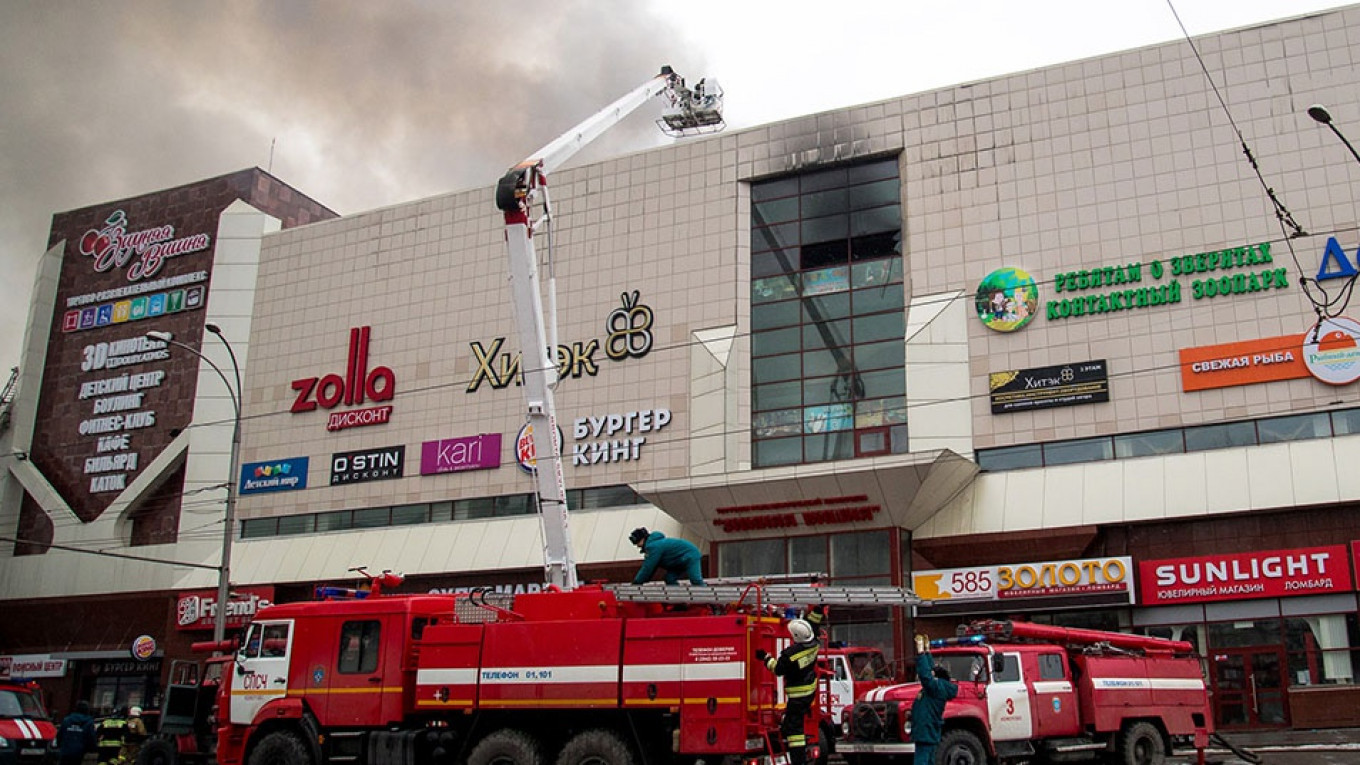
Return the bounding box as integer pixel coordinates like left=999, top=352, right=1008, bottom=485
left=1166, top=0, right=1360, bottom=330
left=0, top=535, right=220, bottom=570
left=18, top=224, right=1360, bottom=459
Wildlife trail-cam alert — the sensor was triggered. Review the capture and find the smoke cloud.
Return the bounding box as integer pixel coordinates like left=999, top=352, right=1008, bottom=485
left=0, top=0, right=710, bottom=370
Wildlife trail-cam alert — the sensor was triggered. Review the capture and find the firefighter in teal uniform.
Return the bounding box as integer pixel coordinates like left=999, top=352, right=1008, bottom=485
left=629, top=527, right=705, bottom=585
left=909, top=635, right=958, bottom=765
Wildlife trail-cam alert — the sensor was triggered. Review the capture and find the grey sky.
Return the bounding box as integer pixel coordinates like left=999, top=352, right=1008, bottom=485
left=1, top=0, right=1351, bottom=375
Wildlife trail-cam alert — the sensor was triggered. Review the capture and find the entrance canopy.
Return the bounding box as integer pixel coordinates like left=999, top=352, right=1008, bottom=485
left=633, top=449, right=978, bottom=543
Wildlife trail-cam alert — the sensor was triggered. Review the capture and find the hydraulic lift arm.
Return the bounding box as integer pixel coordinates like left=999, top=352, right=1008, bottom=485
left=495, top=67, right=723, bottom=590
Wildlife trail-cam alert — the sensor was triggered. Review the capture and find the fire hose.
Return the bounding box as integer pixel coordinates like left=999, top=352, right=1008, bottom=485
left=1208, top=732, right=1262, bottom=764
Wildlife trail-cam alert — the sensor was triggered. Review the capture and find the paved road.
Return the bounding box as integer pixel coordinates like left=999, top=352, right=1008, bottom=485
left=1170, top=747, right=1360, bottom=764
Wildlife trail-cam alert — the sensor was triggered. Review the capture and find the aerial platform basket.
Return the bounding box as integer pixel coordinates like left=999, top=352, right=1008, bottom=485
left=659, top=78, right=725, bottom=136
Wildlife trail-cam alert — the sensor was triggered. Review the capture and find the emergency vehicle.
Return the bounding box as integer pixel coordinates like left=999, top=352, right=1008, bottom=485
left=168, top=575, right=920, bottom=765
left=817, top=645, right=894, bottom=765
left=837, top=620, right=1212, bottom=765
left=0, top=681, right=56, bottom=765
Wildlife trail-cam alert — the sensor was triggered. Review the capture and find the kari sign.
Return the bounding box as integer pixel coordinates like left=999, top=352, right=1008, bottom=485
left=1139, top=545, right=1352, bottom=604
left=421, top=434, right=501, bottom=475
left=912, top=556, right=1133, bottom=603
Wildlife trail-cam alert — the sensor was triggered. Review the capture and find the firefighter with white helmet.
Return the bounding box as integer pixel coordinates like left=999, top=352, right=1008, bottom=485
left=753, top=605, right=826, bottom=765
left=123, top=706, right=146, bottom=763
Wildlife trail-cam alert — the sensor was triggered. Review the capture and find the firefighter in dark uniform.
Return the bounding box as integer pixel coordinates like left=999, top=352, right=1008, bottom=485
left=754, top=605, right=826, bottom=765
left=95, top=711, right=128, bottom=765
left=909, top=634, right=958, bottom=765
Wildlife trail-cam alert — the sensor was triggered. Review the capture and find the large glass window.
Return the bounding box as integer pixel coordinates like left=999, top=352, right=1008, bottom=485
left=1257, top=413, right=1331, bottom=444
left=750, top=158, right=905, bottom=467
left=977, top=406, right=1360, bottom=473
left=237, top=486, right=641, bottom=539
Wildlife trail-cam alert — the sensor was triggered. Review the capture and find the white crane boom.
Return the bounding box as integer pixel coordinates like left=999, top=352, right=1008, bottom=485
left=495, top=67, right=723, bottom=590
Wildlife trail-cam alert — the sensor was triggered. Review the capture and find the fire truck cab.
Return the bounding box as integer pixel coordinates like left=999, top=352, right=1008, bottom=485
left=839, top=621, right=1211, bottom=765
left=0, top=681, right=56, bottom=765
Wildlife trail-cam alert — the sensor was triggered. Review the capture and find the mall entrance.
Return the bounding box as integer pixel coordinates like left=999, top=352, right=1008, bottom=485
left=1210, top=646, right=1288, bottom=729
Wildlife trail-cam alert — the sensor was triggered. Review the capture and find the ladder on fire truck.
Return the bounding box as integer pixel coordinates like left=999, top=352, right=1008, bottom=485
left=0, top=367, right=17, bottom=435
left=497, top=67, right=724, bottom=591
left=606, top=581, right=928, bottom=607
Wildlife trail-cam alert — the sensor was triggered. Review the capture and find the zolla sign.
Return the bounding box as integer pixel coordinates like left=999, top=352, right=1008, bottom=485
left=1045, top=241, right=1288, bottom=322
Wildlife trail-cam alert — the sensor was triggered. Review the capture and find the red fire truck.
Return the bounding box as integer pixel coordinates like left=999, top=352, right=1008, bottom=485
left=0, top=680, right=56, bottom=765
left=837, top=620, right=1212, bottom=765
left=169, top=575, right=931, bottom=765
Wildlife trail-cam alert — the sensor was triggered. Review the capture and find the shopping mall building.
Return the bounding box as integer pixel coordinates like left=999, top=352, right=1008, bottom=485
left=4, top=4, right=1360, bottom=732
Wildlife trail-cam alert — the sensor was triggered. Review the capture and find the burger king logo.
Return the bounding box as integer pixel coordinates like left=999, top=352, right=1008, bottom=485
left=131, top=635, right=157, bottom=662
left=515, top=422, right=563, bottom=474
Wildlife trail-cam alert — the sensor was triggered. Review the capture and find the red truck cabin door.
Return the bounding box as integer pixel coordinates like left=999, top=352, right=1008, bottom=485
left=986, top=651, right=1034, bottom=742
left=323, top=617, right=396, bottom=726
left=229, top=620, right=294, bottom=726
left=1029, top=651, right=1080, bottom=737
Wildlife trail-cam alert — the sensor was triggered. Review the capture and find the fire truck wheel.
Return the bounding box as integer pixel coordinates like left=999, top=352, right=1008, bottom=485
left=468, top=729, right=546, bottom=765
left=248, top=731, right=312, bottom=765
left=936, top=729, right=985, bottom=765
left=554, top=729, right=634, bottom=765
left=135, top=738, right=178, bottom=765
left=1114, top=722, right=1165, bottom=765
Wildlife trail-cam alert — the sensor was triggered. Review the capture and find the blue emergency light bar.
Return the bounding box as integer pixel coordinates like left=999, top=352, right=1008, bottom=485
left=929, top=634, right=988, bottom=649
left=315, top=586, right=371, bottom=600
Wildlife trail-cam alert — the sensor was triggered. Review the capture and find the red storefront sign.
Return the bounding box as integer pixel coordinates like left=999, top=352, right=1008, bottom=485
left=175, top=585, right=275, bottom=631
left=1139, top=545, right=1352, bottom=605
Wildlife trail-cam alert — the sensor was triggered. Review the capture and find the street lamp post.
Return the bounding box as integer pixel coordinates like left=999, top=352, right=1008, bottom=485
left=1308, top=104, right=1360, bottom=166
left=146, top=325, right=241, bottom=647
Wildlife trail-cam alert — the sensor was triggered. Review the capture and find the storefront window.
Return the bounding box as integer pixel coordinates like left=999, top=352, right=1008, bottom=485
left=1033, top=610, right=1128, bottom=633
left=717, top=532, right=892, bottom=583
left=831, top=531, right=891, bottom=582
left=717, top=538, right=786, bottom=578
left=1285, top=613, right=1359, bottom=686
left=1208, top=619, right=1282, bottom=648
left=1136, top=623, right=1205, bottom=655
left=790, top=536, right=828, bottom=575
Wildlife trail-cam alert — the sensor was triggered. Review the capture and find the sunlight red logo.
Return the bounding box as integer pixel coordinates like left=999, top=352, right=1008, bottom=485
left=79, top=209, right=212, bottom=282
